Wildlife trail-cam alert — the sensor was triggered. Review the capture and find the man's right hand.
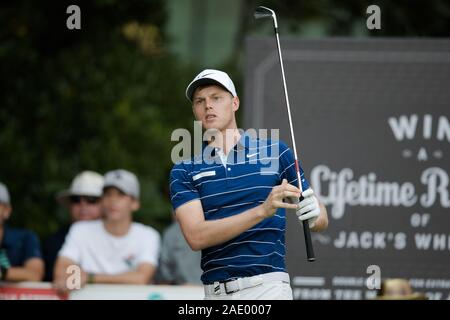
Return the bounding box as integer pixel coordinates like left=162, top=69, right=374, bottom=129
left=261, top=179, right=301, bottom=218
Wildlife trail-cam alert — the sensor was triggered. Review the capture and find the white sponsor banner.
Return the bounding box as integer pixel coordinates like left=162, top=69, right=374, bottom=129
left=0, top=282, right=204, bottom=300
left=70, top=284, right=204, bottom=300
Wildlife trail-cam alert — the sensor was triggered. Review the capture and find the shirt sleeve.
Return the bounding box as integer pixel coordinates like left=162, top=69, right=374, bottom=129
left=154, top=228, right=176, bottom=283
left=58, top=224, right=82, bottom=263
left=23, top=231, right=43, bottom=262
left=169, top=163, right=200, bottom=210
left=278, top=140, right=310, bottom=191
left=136, top=228, right=161, bottom=268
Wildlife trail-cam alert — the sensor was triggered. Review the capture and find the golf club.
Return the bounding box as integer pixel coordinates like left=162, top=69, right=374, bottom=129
left=254, top=6, right=315, bottom=262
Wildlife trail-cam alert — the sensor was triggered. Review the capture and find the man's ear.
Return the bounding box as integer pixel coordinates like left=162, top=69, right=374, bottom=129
left=1, top=205, right=12, bottom=221
left=232, top=96, right=240, bottom=112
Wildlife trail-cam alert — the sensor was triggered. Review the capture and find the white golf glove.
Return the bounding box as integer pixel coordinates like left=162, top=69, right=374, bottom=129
left=296, top=188, right=320, bottom=228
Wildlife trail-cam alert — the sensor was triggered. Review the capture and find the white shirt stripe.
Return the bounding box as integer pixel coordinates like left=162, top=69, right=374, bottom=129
left=188, top=165, right=223, bottom=176
left=245, top=227, right=286, bottom=233
left=170, top=190, right=197, bottom=201
left=280, top=162, right=295, bottom=177
left=202, top=264, right=285, bottom=276
left=201, top=240, right=277, bottom=261
left=204, top=201, right=256, bottom=215
left=194, top=171, right=278, bottom=188
left=199, top=185, right=272, bottom=201
left=213, top=148, right=290, bottom=166
left=230, top=142, right=280, bottom=152
left=169, top=179, right=178, bottom=188
left=203, top=251, right=284, bottom=267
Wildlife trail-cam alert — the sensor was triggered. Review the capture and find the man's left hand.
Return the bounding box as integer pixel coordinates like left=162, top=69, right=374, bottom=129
left=296, top=188, right=320, bottom=228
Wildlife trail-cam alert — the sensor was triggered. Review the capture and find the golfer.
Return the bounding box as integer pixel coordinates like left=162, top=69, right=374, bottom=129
left=169, top=69, right=328, bottom=299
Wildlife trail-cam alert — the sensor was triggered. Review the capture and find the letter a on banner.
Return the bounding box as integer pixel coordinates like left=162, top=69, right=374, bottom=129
left=66, top=5, right=81, bottom=30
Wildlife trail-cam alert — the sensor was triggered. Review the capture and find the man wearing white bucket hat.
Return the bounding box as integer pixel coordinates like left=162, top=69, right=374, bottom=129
left=42, top=171, right=104, bottom=281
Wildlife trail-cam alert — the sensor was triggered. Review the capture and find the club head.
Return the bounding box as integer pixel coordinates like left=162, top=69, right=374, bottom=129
left=254, top=6, right=278, bottom=29
left=254, top=6, right=275, bottom=20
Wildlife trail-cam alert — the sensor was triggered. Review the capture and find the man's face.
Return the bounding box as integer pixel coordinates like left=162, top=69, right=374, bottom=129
left=69, top=195, right=102, bottom=222
left=192, top=85, right=239, bottom=132
left=0, top=203, right=11, bottom=226
left=101, top=187, right=139, bottom=223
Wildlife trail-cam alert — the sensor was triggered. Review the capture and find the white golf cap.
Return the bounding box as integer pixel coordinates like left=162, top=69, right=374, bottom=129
left=0, top=182, right=10, bottom=205
left=57, top=171, right=104, bottom=204
left=103, top=169, right=140, bottom=199
left=185, top=69, right=237, bottom=102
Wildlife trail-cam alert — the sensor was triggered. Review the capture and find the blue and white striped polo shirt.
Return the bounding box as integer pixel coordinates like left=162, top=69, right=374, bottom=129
left=169, top=134, right=310, bottom=284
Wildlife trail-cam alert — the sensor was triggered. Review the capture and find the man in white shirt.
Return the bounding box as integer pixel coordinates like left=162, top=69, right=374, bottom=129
left=53, top=169, right=160, bottom=294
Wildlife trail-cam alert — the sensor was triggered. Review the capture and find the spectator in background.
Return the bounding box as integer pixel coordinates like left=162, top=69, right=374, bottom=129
left=377, top=278, right=427, bottom=300
left=42, top=171, right=104, bottom=281
left=53, top=169, right=160, bottom=294
left=154, top=213, right=202, bottom=285
left=0, top=182, right=44, bottom=282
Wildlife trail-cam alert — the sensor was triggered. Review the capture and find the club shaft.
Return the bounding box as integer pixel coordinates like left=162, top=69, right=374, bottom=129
left=274, top=27, right=316, bottom=262
left=274, top=33, right=301, bottom=193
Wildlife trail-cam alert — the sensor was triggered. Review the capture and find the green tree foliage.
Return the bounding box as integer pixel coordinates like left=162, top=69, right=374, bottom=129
left=231, top=0, right=450, bottom=63
left=0, top=0, right=195, bottom=237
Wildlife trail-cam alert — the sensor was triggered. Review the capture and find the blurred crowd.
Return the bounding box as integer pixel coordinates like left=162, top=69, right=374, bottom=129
left=0, top=170, right=202, bottom=294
